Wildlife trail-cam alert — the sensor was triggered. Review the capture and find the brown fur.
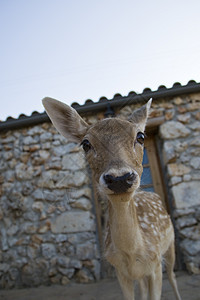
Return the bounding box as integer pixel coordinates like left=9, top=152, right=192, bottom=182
left=42, top=97, right=181, bottom=300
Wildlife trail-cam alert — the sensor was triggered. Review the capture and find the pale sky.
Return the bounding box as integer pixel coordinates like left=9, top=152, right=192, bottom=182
left=1, top=0, right=200, bottom=121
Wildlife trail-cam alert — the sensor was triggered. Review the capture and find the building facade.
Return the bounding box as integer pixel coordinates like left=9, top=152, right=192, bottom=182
left=0, top=81, right=200, bottom=288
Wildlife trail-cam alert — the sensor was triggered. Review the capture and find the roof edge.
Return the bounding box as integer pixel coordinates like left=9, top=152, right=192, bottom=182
left=1, top=80, right=200, bottom=132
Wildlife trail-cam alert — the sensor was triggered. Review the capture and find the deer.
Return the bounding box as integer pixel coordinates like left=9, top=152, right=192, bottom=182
left=42, top=97, right=181, bottom=300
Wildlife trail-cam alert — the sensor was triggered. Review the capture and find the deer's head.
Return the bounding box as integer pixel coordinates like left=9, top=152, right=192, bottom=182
left=42, top=98, right=151, bottom=201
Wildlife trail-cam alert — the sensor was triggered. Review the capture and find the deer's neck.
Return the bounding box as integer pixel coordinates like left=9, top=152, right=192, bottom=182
left=108, top=196, right=142, bottom=253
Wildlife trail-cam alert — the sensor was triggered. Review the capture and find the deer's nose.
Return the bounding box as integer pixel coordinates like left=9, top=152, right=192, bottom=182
left=103, top=172, right=136, bottom=194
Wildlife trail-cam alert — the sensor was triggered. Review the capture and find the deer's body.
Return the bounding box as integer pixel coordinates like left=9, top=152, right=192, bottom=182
left=42, top=97, right=181, bottom=300
left=105, top=192, right=178, bottom=300
left=105, top=192, right=173, bottom=276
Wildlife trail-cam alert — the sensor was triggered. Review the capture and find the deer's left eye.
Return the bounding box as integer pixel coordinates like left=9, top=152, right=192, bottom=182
left=136, top=132, right=145, bottom=145
left=81, top=139, right=92, bottom=153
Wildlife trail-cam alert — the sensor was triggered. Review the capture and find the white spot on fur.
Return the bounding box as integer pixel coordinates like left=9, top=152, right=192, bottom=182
left=143, top=214, right=150, bottom=224
left=153, top=229, right=158, bottom=236
left=159, top=214, right=168, bottom=219
left=148, top=245, right=156, bottom=252
left=141, top=222, right=148, bottom=229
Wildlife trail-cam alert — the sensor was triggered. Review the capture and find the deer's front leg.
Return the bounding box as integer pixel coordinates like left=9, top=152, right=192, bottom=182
left=116, top=271, right=135, bottom=300
left=138, top=277, right=148, bottom=300
left=149, top=263, right=162, bottom=300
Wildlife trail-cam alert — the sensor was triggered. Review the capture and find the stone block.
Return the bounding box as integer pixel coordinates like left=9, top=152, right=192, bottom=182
left=40, top=132, right=52, bottom=142
left=37, top=170, right=56, bottom=188
left=76, top=242, right=95, bottom=260
left=50, top=274, right=62, bottom=284
left=22, top=223, right=37, bottom=234
left=1, top=136, right=15, bottom=144
left=55, top=171, right=89, bottom=189
left=15, top=164, right=40, bottom=180
left=62, top=152, right=86, bottom=171
left=189, top=148, right=200, bottom=156
left=23, top=145, right=40, bottom=152
left=180, top=239, right=200, bottom=256
left=190, top=137, right=200, bottom=147
left=58, top=267, right=75, bottom=278
left=149, top=107, right=164, bottom=118
left=71, top=198, right=92, bottom=211
left=160, top=121, right=190, bottom=139
left=27, top=244, right=40, bottom=259
left=1, top=228, right=8, bottom=251
left=41, top=243, right=56, bottom=259
left=167, top=163, right=190, bottom=177
left=195, top=111, right=200, bottom=120
left=38, top=224, right=49, bottom=233
left=55, top=234, right=68, bottom=243
left=188, top=122, right=200, bottom=131
left=0, top=263, right=9, bottom=273
left=32, top=189, right=44, bottom=200
left=68, top=258, right=82, bottom=269
left=7, top=225, right=19, bottom=236
left=22, top=182, right=34, bottom=196
left=52, top=144, right=74, bottom=156
left=186, top=102, right=200, bottom=111
left=3, top=151, right=13, bottom=161
left=176, top=216, right=197, bottom=229
left=20, top=152, right=30, bottom=163
left=163, top=141, right=176, bottom=164
left=170, top=176, right=182, bottom=186
left=180, top=153, right=190, bottom=163
left=190, top=157, right=200, bottom=170
left=179, top=225, right=200, bottom=240
left=183, top=174, right=192, bottom=181
left=91, top=259, right=101, bottom=280
left=195, top=207, right=200, bottom=221
left=61, top=276, right=70, bottom=285
left=173, top=97, right=184, bottom=105
left=51, top=211, right=95, bottom=233
left=172, top=181, right=200, bottom=208
left=23, top=136, right=39, bottom=145
left=75, top=268, right=94, bottom=283
left=45, top=160, right=62, bottom=170
left=21, top=259, right=49, bottom=286
left=69, top=187, right=92, bottom=199
left=177, top=113, right=191, bottom=124
left=186, top=262, right=200, bottom=274
left=165, top=109, right=175, bottom=120
left=57, top=256, right=70, bottom=267
left=32, top=201, right=44, bottom=213
left=27, top=126, right=45, bottom=136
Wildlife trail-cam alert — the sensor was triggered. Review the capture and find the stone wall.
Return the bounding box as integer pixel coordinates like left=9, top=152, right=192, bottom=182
left=159, top=94, right=200, bottom=274
left=0, top=92, right=200, bottom=289
left=0, top=123, right=100, bottom=288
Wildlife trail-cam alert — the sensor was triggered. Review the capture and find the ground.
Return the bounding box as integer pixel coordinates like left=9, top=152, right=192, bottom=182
left=0, top=272, right=200, bottom=300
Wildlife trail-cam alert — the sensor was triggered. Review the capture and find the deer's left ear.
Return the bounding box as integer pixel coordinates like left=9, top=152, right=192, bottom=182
left=128, top=99, right=152, bottom=132
left=42, top=97, right=89, bottom=143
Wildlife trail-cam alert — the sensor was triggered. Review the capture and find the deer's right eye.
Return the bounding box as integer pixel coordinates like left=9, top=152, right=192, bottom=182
left=81, top=139, right=92, bottom=153
left=136, top=132, right=145, bottom=145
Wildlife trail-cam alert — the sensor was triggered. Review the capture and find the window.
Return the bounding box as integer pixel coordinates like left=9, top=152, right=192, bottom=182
left=144, top=137, right=166, bottom=209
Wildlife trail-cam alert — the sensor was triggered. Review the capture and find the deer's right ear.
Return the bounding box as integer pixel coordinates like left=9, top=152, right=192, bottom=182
left=42, top=97, right=89, bottom=143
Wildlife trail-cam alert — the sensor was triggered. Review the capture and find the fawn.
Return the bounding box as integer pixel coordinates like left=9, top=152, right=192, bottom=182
left=42, top=97, right=181, bottom=300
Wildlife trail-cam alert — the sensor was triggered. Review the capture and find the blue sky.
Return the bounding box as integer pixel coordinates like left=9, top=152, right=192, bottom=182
left=1, top=0, right=200, bottom=121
